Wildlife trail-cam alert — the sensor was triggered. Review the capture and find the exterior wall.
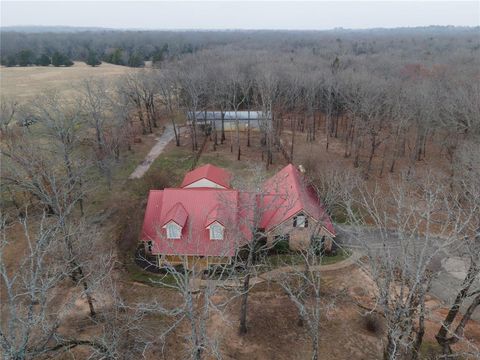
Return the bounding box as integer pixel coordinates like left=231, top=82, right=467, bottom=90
left=157, top=254, right=230, bottom=269
left=266, top=220, right=311, bottom=250
left=192, top=119, right=265, bottom=131
left=184, top=178, right=226, bottom=189
left=266, top=214, right=334, bottom=251
left=214, top=120, right=262, bottom=131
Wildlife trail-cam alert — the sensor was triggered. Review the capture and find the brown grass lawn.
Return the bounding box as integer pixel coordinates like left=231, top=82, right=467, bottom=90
left=0, top=62, right=141, bottom=102
left=114, top=265, right=480, bottom=360
left=198, top=130, right=288, bottom=184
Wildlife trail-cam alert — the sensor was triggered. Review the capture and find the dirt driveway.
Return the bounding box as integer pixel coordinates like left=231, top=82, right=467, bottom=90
left=129, top=125, right=180, bottom=179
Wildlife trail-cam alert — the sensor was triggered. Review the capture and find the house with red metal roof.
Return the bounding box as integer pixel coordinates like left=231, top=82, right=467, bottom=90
left=180, top=163, right=232, bottom=189
left=140, top=163, right=335, bottom=268
left=259, top=164, right=336, bottom=251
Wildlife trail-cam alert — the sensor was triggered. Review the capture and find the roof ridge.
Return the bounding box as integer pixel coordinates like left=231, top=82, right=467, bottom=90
left=164, top=188, right=237, bottom=192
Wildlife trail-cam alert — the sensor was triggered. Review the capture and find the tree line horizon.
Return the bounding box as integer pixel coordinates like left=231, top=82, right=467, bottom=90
left=1, top=26, right=478, bottom=67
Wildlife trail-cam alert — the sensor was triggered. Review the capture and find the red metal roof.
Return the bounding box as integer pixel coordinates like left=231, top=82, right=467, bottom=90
left=163, top=202, right=188, bottom=227
left=141, top=164, right=335, bottom=259
left=260, top=164, right=336, bottom=235
left=180, top=164, right=232, bottom=188
left=141, top=188, right=252, bottom=257
left=205, top=205, right=223, bottom=227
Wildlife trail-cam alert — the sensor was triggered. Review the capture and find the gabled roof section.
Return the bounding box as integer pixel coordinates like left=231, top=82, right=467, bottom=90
left=205, top=205, right=223, bottom=227
left=260, top=164, right=335, bottom=235
left=141, top=190, right=164, bottom=241
left=163, top=202, right=188, bottom=227
left=181, top=164, right=232, bottom=189
left=141, top=188, right=252, bottom=257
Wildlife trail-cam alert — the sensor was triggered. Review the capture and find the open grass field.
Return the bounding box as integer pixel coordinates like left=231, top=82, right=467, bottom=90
left=0, top=62, right=140, bottom=102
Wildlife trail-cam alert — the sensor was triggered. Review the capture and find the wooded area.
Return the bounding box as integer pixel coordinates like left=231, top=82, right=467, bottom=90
left=1, top=27, right=479, bottom=360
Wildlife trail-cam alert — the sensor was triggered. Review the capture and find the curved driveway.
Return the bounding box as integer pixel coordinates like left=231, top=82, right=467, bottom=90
left=336, top=225, right=480, bottom=321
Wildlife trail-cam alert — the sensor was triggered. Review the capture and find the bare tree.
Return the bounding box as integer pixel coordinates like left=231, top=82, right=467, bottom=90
left=176, top=61, right=208, bottom=151
left=276, top=247, right=326, bottom=360
left=255, top=64, right=280, bottom=169
left=435, top=140, right=480, bottom=358
left=157, top=70, right=181, bottom=146
left=0, top=97, right=18, bottom=136
left=1, top=125, right=99, bottom=318
left=119, top=73, right=152, bottom=135
left=81, top=79, right=117, bottom=187
left=225, top=61, right=247, bottom=160
left=344, top=172, right=466, bottom=360
left=136, top=249, right=235, bottom=359
left=28, top=92, right=87, bottom=215
left=229, top=166, right=298, bottom=335
left=0, top=213, right=109, bottom=359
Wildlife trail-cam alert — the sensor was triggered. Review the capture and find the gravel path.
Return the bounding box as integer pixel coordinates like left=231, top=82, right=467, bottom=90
left=128, top=125, right=177, bottom=179
left=258, top=250, right=361, bottom=282
left=189, top=251, right=361, bottom=290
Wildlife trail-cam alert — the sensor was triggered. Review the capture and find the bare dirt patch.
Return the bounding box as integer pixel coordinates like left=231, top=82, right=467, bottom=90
left=213, top=272, right=384, bottom=360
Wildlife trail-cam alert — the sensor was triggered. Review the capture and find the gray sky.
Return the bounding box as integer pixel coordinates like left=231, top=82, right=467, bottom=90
left=1, top=1, right=479, bottom=30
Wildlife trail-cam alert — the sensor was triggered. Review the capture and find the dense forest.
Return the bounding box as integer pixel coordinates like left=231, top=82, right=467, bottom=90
left=1, top=27, right=479, bottom=67
left=1, top=27, right=480, bottom=360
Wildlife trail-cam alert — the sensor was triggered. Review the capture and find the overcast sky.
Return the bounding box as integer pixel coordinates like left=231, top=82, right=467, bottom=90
left=1, top=1, right=479, bottom=30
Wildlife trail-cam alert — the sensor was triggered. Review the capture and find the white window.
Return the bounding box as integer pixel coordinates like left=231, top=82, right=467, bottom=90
left=293, top=214, right=308, bottom=228
left=166, top=223, right=181, bottom=239
left=209, top=223, right=224, bottom=240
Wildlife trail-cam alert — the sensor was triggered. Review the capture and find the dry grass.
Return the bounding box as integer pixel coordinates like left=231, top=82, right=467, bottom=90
left=199, top=131, right=288, bottom=187
left=0, top=62, right=141, bottom=102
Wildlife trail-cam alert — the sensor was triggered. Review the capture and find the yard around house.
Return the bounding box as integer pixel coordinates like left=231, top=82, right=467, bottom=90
left=114, top=127, right=480, bottom=359
left=119, top=262, right=480, bottom=360
left=2, top=78, right=479, bottom=358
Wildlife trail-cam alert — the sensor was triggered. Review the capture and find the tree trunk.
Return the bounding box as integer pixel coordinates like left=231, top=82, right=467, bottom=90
left=82, top=279, right=96, bottom=318
left=353, top=135, right=361, bottom=168
left=411, top=301, right=426, bottom=360
left=290, top=117, right=295, bottom=162
left=239, top=273, right=251, bottom=335
left=334, top=112, right=339, bottom=138
left=454, top=293, right=480, bottom=339
left=247, top=112, right=251, bottom=147
left=366, top=135, right=377, bottom=177
left=311, top=333, right=319, bottom=360
left=138, top=109, right=147, bottom=135
left=384, top=331, right=398, bottom=360
left=221, top=111, right=226, bottom=144
left=235, top=110, right=241, bottom=161
left=436, top=260, right=479, bottom=356
left=172, top=119, right=180, bottom=146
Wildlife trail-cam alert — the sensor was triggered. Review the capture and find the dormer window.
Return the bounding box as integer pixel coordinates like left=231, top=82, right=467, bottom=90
left=293, top=213, right=308, bottom=228
left=208, top=222, right=224, bottom=240
left=165, top=222, right=182, bottom=239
